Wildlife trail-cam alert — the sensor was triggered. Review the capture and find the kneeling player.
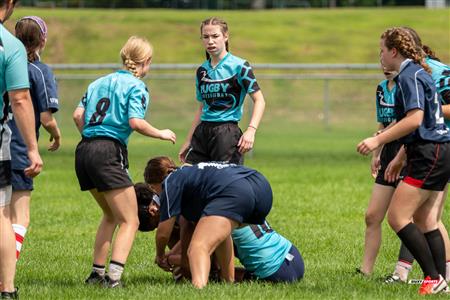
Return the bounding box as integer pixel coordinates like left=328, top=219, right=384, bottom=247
left=232, top=222, right=304, bottom=283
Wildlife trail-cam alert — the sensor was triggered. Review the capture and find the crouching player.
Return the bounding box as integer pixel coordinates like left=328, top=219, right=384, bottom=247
left=232, top=221, right=305, bottom=283
left=144, top=156, right=273, bottom=288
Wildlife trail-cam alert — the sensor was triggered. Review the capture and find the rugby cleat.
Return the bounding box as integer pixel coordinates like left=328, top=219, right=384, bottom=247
left=85, top=271, right=106, bottom=285
left=418, top=275, right=449, bottom=295
left=0, top=288, right=18, bottom=299
left=103, top=275, right=122, bottom=288
left=384, top=273, right=405, bottom=284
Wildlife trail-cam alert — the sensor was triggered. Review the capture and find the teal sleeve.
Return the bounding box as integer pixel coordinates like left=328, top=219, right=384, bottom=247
left=5, top=42, right=29, bottom=91
left=128, top=84, right=149, bottom=119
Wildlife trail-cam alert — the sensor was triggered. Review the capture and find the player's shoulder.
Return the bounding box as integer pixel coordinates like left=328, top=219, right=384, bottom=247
left=227, top=53, right=247, bottom=65
left=28, top=60, right=55, bottom=78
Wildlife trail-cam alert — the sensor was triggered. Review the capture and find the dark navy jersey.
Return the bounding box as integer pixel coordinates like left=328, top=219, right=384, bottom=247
left=394, top=59, right=450, bottom=144
left=196, top=53, right=260, bottom=122
left=8, top=59, right=59, bottom=169
left=375, top=80, right=396, bottom=127
left=159, top=162, right=257, bottom=222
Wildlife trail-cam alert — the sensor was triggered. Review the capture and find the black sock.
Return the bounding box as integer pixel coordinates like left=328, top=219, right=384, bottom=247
left=396, top=223, right=439, bottom=279
left=398, top=242, right=415, bottom=264
left=424, top=229, right=446, bottom=278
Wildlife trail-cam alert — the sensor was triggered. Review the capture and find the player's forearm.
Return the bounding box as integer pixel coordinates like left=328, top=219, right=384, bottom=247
left=376, top=109, right=422, bottom=145
left=184, top=105, right=202, bottom=143
left=247, top=90, right=265, bottom=130
left=41, top=114, right=61, bottom=139
left=11, top=91, right=38, bottom=152
left=156, top=233, right=170, bottom=258
left=73, top=107, right=85, bottom=133
left=129, top=118, right=162, bottom=138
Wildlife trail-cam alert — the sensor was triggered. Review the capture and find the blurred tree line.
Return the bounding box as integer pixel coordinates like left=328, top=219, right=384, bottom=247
left=19, top=0, right=430, bottom=8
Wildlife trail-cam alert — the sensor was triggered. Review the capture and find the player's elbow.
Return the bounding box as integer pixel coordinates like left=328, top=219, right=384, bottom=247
left=129, top=118, right=143, bottom=131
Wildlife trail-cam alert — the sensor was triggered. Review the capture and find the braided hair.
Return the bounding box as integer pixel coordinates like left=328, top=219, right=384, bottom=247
left=381, top=27, right=431, bottom=74
left=120, top=36, right=153, bottom=78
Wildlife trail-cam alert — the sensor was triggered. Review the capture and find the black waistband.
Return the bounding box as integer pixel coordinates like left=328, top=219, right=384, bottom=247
left=201, top=121, right=238, bottom=126
left=81, top=135, right=124, bottom=146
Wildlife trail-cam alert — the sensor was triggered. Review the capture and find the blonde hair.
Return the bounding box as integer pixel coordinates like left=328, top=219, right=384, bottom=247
left=381, top=27, right=431, bottom=74
left=120, top=36, right=153, bottom=78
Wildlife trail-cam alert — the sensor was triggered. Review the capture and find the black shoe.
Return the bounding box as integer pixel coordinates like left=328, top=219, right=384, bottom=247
left=354, top=268, right=369, bottom=277
left=1, top=288, right=18, bottom=299
left=103, top=275, right=122, bottom=288
left=384, top=273, right=405, bottom=284
left=85, top=271, right=106, bottom=285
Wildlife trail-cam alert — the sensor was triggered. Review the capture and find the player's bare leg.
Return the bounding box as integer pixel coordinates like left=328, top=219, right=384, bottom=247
left=0, top=204, right=16, bottom=293
left=360, top=184, right=394, bottom=274
left=188, top=216, right=237, bottom=288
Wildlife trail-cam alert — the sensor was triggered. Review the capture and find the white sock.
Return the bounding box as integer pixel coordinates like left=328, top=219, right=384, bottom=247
left=446, top=261, right=450, bottom=282
left=92, top=264, right=106, bottom=276
left=393, top=260, right=412, bottom=282
left=108, top=261, right=124, bottom=281
left=12, top=224, right=27, bottom=260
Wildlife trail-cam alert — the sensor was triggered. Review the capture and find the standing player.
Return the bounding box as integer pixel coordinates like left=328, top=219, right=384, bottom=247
left=73, top=36, right=176, bottom=288
left=357, top=67, right=409, bottom=276
left=0, top=1, right=43, bottom=298
left=8, top=16, right=61, bottom=262
left=357, top=27, right=450, bottom=295
left=145, top=157, right=273, bottom=288
left=384, top=27, right=450, bottom=284
left=178, top=17, right=265, bottom=165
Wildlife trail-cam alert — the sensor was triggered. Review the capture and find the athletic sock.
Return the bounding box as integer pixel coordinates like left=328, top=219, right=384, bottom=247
left=92, top=264, right=106, bottom=276
left=424, top=229, right=446, bottom=278
left=398, top=242, right=415, bottom=264
left=446, top=261, right=450, bottom=282
left=396, top=223, right=439, bottom=279
left=12, top=224, right=27, bottom=260
left=393, top=260, right=413, bottom=282
left=108, top=260, right=125, bottom=281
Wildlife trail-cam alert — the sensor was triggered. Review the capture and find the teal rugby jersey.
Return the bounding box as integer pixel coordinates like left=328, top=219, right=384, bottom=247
left=232, top=221, right=292, bottom=279
left=375, top=80, right=396, bottom=127
left=0, top=24, right=29, bottom=123
left=79, top=70, right=149, bottom=145
left=426, top=57, right=450, bottom=128
left=196, top=53, right=260, bottom=122
left=0, top=24, right=29, bottom=160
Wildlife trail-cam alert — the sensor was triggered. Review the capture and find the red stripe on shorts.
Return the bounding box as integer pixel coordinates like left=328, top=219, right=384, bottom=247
left=403, top=176, right=424, bottom=188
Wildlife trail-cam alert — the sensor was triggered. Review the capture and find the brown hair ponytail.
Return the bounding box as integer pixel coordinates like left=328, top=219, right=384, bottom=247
left=144, top=156, right=177, bottom=184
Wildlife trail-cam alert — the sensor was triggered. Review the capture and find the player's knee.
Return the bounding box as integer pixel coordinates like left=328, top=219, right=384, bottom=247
left=365, top=211, right=383, bottom=227
left=387, top=209, right=404, bottom=232
left=188, top=240, right=209, bottom=258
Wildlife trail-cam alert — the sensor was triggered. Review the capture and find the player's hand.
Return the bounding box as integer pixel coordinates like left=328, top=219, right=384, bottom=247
left=384, top=156, right=404, bottom=183
left=155, top=255, right=171, bottom=272
left=238, top=127, right=256, bottom=154
left=370, top=156, right=380, bottom=178
left=178, top=141, right=190, bottom=163
left=357, top=137, right=380, bottom=155
left=159, top=129, right=176, bottom=144
left=25, top=149, right=43, bottom=178
left=48, top=135, right=61, bottom=152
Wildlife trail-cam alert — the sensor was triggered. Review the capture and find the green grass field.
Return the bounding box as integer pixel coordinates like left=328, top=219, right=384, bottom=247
left=6, top=7, right=450, bottom=63
left=5, top=6, right=450, bottom=300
